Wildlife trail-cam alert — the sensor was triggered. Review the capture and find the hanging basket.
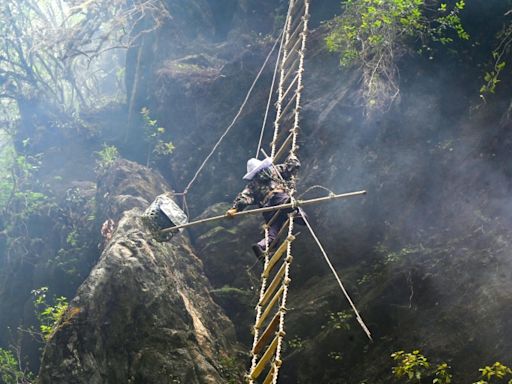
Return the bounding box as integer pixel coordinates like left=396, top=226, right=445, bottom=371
left=142, top=193, right=188, bottom=242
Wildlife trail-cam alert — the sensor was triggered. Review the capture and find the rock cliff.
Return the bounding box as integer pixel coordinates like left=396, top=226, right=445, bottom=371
left=38, top=161, right=239, bottom=384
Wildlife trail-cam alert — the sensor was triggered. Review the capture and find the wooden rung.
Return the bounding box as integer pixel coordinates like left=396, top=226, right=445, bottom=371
left=281, top=73, right=301, bottom=104
left=276, top=91, right=298, bottom=125
left=270, top=120, right=290, bottom=147
left=274, top=133, right=294, bottom=163
left=250, top=335, right=280, bottom=380
left=262, top=365, right=275, bottom=384
left=253, top=312, right=280, bottom=355
left=263, top=236, right=294, bottom=278
left=256, top=286, right=284, bottom=329
left=281, top=41, right=300, bottom=71
left=280, top=55, right=300, bottom=85
left=288, top=2, right=306, bottom=33
left=260, top=262, right=286, bottom=306
left=288, top=20, right=305, bottom=49
left=283, top=36, right=303, bottom=66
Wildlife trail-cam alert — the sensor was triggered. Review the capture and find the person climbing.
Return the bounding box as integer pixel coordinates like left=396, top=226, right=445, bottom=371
left=226, top=154, right=305, bottom=260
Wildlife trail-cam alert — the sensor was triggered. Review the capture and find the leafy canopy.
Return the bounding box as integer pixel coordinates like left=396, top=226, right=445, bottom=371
left=326, top=0, right=468, bottom=112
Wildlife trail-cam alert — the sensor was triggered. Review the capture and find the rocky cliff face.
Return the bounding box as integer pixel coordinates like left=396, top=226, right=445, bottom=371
left=129, top=2, right=512, bottom=383
left=2, top=2, right=512, bottom=383
left=38, top=160, right=239, bottom=384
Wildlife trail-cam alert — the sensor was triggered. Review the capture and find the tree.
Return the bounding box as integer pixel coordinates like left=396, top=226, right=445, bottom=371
left=0, top=0, right=169, bottom=143
left=325, top=0, right=468, bottom=115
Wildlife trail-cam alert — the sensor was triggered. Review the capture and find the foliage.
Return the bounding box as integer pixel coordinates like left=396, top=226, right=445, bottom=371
left=325, top=0, right=468, bottom=113
left=31, top=287, right=68, bottom=342
left=141, top=107, right=174, bottom=166
left=323, top=310, right=353, bottom=331
left=480, top=22, right=512, bottom=98
left=392, top=350, right=453, bottom=383
left=95, top=144, right=120, bottom=173
left=0, top=137, right=46, bottom=214
left=0, top=0, right=169, bottom=123
left=391, top=350, right=512, bottom=383
left=433, top=363, right=453, bottom=384
left=328, top=351, right=344, bottom=361
left=287, top=336, right=305, bottom=351
left=0, top=138, right=55, bottom=265
left=218, top=356, right=245, bottom=384
left=358, top=245, right=419, bottom=286
left=0, top=348, right=33, bottom=384
left=473, top=362, right=512, bottom=384
left=392, top=350, right=432, bottom=382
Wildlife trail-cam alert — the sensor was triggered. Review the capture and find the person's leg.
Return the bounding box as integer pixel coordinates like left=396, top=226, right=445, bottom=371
left=253, top=192, right=294, bottom=258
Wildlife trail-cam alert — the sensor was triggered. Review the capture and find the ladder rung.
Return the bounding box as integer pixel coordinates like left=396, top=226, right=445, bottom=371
left=270, top=120, right=290, bottom=148
left=262, top=364, right=276, bottom=384
left=281, top=73, right=301, bottom=104
left=263, top=236, right=294, bottom=278
left=256, top=286, right=284, bottom=329
left=288, top=2, right=306, bottom=33
left=250, top=335, right=280, bottom=380
left=283, top=36, right=303, bottom=67
left=260, top=262, right=287, bottom=306
left=280, top=55, right=300, bottom=86
left=287, top=19, right=305, bottom=50
left=276, top=91, right=298, bottom=125
left=253, top=312, right=280, bottom=355
left=281, top=43, right=300, bottom=73
left=274, top=133, right=294, bottom=163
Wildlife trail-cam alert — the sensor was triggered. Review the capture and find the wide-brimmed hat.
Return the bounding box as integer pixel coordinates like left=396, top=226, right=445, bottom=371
left=243, top=157, right=273, bottom=180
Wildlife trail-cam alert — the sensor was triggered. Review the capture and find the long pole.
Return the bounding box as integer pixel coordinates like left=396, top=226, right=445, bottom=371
left=160, top=190, right=366, bottom=234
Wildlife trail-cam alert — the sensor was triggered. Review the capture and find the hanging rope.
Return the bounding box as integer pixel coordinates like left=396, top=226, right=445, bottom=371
left=179, top=30, right=284, bottom=205
left=256, top=30, right=286, bottom=158
left=300, top=209, right=373, bottom=341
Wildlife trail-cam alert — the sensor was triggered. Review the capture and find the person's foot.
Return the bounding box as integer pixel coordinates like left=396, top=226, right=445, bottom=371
left=251, top=244, right=265, bottom=263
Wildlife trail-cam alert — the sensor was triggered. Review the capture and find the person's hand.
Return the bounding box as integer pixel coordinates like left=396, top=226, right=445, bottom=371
left=226, top=208, right=237, bottom=218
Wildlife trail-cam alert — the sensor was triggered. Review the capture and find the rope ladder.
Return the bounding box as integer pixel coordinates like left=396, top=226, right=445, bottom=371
left=248, top=1, right=310, bottom=383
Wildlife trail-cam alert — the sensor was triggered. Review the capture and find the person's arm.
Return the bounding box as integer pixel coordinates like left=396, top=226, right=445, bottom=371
left=275, top=154, right=301, bottom=179
left=226, top=185, right=255, bottom=216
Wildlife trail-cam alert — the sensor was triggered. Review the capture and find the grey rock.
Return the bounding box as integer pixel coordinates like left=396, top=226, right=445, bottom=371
left=38, top=160, right=238, bottom=384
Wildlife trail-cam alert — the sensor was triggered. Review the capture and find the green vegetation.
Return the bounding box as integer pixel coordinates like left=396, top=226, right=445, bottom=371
left=287, top=336, right=305, bottom=351
left=32, top=287, right=69, bottom=342
left=95, top=144, right=120, bottom=173
left=480, top=22, right=512, bottom=97
left=392, top=350, right=447, bottom=383
left=141, top=107, right=174, bottom=166
left=392, top=350, right=512, bottom=383
left=0, top=139, right=47, bottom=215
left=218, top=355, right=245, bottom=384
left=326, top=0, right=468, bottom=111
left=0, top=348, right=33, bottom=384
left=323, top=310, right=353, bottom=331
left=474, top=362, right=512, bottom=384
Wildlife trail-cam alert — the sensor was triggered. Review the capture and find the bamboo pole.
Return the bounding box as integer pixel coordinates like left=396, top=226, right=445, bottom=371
left=160, top=190, right=366, bottom=234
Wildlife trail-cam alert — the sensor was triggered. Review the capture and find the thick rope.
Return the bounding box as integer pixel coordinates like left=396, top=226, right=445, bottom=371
left=181, top=32, right=283, bottom=197
left=300, top=210, right=373, bottom=341
left=256, top=30, right=286, bottom=158
left=270, top=2, right=295, bottom=159
left=272, top=215, right=294, bottom=384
